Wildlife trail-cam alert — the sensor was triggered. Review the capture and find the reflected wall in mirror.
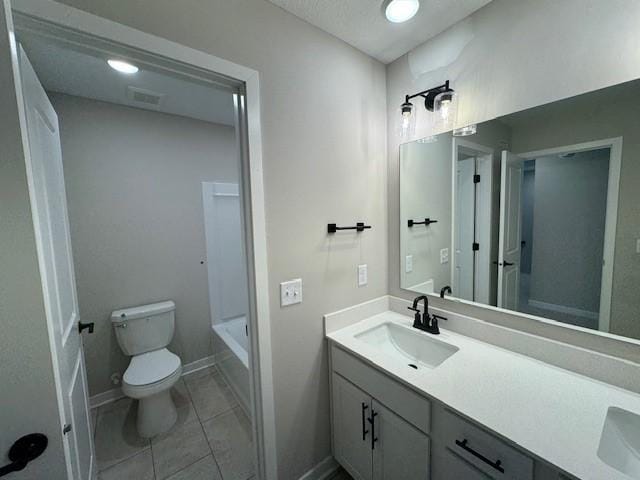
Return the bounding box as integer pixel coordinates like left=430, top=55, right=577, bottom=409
left=400, top=78, right=640, bottom=340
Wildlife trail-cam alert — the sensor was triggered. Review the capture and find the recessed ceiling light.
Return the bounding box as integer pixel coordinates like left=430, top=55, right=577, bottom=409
left=107, top=59, right=139, bottom=74
left=384, top=0, right=420, bottom=23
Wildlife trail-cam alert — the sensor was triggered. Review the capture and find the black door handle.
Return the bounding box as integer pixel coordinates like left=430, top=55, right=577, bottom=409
left=0, top=434, right=48, bottom=477
left=78, top=321, right=94, bottom=334
left=502, top=261, right=515, bottom=267
left=361, top=403, right=369, bottom=441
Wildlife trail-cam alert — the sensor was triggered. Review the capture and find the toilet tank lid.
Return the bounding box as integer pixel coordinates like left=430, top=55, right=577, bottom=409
left=111, top=301, right=175, bottom=323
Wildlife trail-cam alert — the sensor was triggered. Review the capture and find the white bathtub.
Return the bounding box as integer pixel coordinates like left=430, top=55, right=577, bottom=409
left=212, top=316, right=250, bottom=413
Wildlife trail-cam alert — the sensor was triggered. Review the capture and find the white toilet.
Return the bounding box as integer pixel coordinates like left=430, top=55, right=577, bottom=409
left=111, top=301, right=182, bottom=438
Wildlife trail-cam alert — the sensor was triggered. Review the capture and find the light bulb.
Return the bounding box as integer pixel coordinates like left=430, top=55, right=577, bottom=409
left=440, top=99, right=451, bottom=120
left=385, top=0, right=420, bottom=23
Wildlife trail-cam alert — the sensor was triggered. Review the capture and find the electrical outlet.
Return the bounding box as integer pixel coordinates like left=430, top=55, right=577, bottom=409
left=440, top=248, right=449, bottom=264
left=405, top=255, right=413, bottom=273
left=358, top=264, right=368, bottom=287
left=637, top=238, right=640, bottom=254
left=280, top=278, right=302, bottom=306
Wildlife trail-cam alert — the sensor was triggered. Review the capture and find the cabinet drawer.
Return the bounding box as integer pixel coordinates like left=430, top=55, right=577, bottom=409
left=331, top=345, right=430, bottom=434
left=437, top=407, right=533, bottom=480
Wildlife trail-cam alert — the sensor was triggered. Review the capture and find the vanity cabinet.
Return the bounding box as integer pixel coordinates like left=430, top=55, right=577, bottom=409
left=330, top=344, right=573, bottom=480
left=332, top=373, right=430, bottom=480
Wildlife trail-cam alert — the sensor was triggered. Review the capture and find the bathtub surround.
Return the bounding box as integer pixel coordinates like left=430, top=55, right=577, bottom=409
left=52, top=93, right=238, bottom=397
left=387, top=0, right=640, bottom=362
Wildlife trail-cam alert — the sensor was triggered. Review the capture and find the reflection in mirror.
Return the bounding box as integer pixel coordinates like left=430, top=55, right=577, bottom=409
left=400, top=78, right=640, bottom=340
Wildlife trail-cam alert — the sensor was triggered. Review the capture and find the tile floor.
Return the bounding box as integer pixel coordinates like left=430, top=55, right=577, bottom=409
left=93, top=366, right=254, bottom=480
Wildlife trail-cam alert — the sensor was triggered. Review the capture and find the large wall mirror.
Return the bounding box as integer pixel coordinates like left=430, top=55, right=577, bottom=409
left=400, top=78, right=640, bottom=341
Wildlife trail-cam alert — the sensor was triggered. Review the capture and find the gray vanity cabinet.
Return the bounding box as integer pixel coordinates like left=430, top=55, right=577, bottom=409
left=332, top=373, right=430, bottom=480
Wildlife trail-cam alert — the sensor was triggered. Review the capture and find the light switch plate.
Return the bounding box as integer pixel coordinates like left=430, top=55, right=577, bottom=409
left=358, top=264, right=368, bottom=287
left=280, top=278, right=302, bottom=306
left=440, top=248, right=449, bottom=264
left=405, top=255, right=413, bottom=273
left=637, top=239, right=640, bottom=254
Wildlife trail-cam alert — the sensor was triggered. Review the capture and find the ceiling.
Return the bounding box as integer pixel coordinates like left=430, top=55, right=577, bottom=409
left=18, top=34, right=236, bottom=126
left=267, top=0, right=492, bottom=64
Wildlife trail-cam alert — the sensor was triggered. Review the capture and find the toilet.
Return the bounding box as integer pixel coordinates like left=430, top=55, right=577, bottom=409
left=111, top=301, right=182, bottom=438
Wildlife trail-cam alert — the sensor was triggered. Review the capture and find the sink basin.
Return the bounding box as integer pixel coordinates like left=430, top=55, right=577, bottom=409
left=355, top=322, right=458, bottom=369
left=598, top=407, right=640, bottom=478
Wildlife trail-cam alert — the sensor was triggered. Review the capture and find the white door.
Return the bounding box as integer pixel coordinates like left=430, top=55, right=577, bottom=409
left=454, top=157, right=475, bottom=301
left=332, top=374, right=373, bottom=480
left=371, top=400, right=430, bottom=480
left=498, top=151, right=524, bottom=311
left=17, top=45, right=95, bottom=479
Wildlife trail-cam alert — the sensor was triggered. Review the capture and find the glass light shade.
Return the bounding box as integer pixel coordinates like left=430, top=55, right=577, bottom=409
left=398, top=103, right=416, bottom=140
left=431, top=90, right=457, bottom=132
left=385, top=0, right=420, bottom=23
left=453, top=124, right=478, bottom=137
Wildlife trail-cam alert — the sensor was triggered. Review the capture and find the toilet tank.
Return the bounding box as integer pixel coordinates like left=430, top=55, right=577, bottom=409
left=111, top=301, right=175, bottom=356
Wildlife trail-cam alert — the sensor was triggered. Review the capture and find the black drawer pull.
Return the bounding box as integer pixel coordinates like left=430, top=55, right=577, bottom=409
left=368, top=410, right=378, bottom=450
left=361, top=403, right=369, bottom=441
left=455, top=438, right=504, bottom=474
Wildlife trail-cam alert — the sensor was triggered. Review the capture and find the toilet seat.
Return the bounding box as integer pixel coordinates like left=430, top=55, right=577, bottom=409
left=122, top=348, right=182, bottom=399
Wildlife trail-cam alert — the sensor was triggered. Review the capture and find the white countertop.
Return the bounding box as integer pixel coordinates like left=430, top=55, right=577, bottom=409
left=326, top=310, right=640, bottom=480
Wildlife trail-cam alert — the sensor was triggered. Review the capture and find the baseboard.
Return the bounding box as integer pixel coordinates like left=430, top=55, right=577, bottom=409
left=181, top=354, right=216, bottom=376
left=298, top=456, right=339, bottom=480
left=528, top=299, right=599, bottom=320
left=89, top=354, right=216, bottom=409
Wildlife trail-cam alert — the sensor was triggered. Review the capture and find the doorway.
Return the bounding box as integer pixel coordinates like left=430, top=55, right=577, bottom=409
left=2, top=2, right=276, bottom=479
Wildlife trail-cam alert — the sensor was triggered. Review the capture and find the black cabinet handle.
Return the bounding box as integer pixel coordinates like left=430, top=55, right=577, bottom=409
left=455, top=438, right=504, bottom=474
left=368, top=410, right=378, bottom=450
left=361, top=403, right=369, bottom=441
left=78, top=321, right=94, bottom=334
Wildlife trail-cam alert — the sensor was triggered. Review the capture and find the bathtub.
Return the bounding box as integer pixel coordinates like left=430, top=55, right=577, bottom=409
left=212, top=316, right=250, bottom=414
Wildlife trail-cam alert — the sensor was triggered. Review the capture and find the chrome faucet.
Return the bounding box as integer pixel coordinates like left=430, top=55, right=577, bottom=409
left=408, top=295, right=440, bottom=335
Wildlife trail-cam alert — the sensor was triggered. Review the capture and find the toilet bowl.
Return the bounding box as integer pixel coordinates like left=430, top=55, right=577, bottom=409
left=122, top=348, right=182, bottom=438
left=111, top=301, right=182, bottom=438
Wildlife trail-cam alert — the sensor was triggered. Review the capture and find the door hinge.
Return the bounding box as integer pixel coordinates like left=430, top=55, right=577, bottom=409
left=473, top=174, right=481, bottom=183
left=472, top=242, right=480, bottom=251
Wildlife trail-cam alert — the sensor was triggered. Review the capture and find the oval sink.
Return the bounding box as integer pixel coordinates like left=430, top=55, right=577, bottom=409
left=354, top=322, right=458, bottom=369
left=598, top=407, right=640, bottom=478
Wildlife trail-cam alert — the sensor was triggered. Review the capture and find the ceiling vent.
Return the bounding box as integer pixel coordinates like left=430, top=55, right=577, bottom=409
left=126, top=86, right=165, bottom=108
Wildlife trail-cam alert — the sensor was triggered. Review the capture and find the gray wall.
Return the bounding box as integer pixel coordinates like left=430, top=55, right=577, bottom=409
left=529, top=151, right=609, bottom=313
left=53, top=1, right=388, bottom=477
left=0, top=7, right=66, bottom=477
left=510, top=82, right=640, bottom=339
left=387, top=0, right=640, bottom=351
left=51, top=93, right=238, bottom=396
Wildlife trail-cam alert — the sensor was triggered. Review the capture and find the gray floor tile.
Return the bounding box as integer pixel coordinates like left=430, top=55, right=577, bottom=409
left=184, top=367, right=238, bottom=421
left=165, top=455, right=223, bottom=480
left=95, top=398, right=150, bottom=470
left=98, top=450, right=154, bottom=480
left=202, top=407, right=254, bottom=480
left=151, top=419, right=211, bottom=479
left=172, top=378, right=199, bottom=426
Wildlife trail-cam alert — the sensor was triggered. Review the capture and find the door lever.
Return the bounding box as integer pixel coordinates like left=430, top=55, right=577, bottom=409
left=0, top=434, right=48, bottom=477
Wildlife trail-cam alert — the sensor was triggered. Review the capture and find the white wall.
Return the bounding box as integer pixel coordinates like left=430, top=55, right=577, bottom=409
left=51, top=93, right=239, bottom=396
left=529, top=151, right=609, bottom=313
left=388, top=0, right=640, bottom=351
left=52, top=1, right=388, bottom=477
left=400, top=136, right=452, bottom=291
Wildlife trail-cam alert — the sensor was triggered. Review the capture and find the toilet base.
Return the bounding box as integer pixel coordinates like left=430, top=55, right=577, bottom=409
left=136, top=388, right=177, bottom=438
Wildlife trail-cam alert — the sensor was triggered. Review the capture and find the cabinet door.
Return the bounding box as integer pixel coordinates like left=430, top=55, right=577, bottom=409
left=372, top=400, right=430, bottom=480
left=332, top=374, right=373, bottom=480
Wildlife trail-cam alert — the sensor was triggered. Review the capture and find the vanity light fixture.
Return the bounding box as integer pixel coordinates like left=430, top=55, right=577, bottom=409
left=400, top=81, right=456, bottom=138
left=453, top=124, right=477, bottom=136
left=384, top=0, right=420, bottom=23
left=107, top=59, right=139, bottom=74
